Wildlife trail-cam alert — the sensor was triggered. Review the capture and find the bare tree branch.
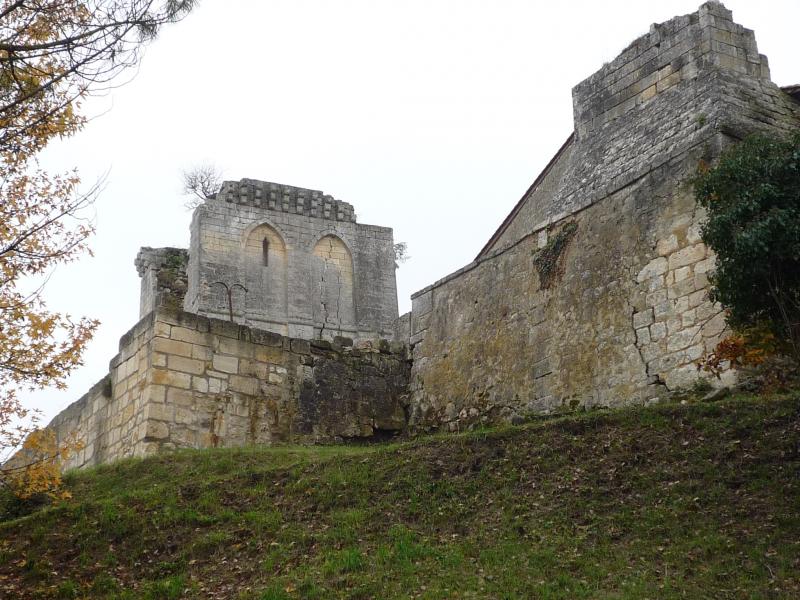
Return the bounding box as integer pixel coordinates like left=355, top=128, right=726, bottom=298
left=182, top=163, right=222, bottom=209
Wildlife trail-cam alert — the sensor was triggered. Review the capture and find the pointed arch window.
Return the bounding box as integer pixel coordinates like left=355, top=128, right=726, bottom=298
left=262, top=238, right=269, bottom=267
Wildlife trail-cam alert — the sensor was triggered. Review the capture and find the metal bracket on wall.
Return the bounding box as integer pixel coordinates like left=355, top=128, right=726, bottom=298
left=212, top=281, right=248, bottom=322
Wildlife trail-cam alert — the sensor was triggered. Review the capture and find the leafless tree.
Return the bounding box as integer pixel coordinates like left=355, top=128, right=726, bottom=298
left=393, top=242, right=410, bottom=266
left=182, top=163, right=223, bottom=209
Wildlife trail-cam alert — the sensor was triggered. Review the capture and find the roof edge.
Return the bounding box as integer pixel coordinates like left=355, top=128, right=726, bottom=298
left=476, top=132, right=575, bottom=260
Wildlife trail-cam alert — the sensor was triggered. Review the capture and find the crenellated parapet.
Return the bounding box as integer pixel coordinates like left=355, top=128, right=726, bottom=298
left=215, top=178, right=357, bottom=223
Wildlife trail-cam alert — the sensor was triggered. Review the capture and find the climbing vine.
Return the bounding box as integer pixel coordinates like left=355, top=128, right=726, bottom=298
left=533, top=222, right=578, bottom=289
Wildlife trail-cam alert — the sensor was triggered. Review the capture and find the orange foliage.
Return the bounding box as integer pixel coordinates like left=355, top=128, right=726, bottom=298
left=2, top=429, right=84, bottom=499
left=1, top=1, right=194, bottom=497
left=0, top=1, right=99, bottom=497
left=697, top=324, right=782, bottom=383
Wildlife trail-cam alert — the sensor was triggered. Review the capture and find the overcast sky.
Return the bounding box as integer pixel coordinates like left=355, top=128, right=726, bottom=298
left=23, top=0, right=800, bottom=426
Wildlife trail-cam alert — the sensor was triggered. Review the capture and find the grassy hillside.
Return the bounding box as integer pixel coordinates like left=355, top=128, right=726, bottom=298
left=1, top=394, right=799, bottom=599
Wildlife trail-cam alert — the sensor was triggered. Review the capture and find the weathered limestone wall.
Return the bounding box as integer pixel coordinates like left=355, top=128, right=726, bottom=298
left=46, top=308, right=410, bottom=470
left=142, top=309, right=409, bottom=455
left=35, top=1, right=800, bottom=470
left=409, top=153, right=727, bottom=430
left=482, top=1, right=797, bottom=259
left=185, top=179, right=399, bottom=342
left=49, top=314, right=155, bottom=470
left=404, top=2, right=800, bottom=431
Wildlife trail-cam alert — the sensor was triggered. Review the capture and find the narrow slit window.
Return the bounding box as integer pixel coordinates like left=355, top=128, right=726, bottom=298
left=262, top=238, right=269, bottom=266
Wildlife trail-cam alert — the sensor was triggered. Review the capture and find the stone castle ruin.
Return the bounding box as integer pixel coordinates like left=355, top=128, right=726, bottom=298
left=138, top=179, right=399, bottom=341
left=41, top=2, right=800, bottom=470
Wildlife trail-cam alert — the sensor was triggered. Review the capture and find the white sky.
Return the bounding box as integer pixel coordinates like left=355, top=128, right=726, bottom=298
left=23, top=0, right=800, bottom=426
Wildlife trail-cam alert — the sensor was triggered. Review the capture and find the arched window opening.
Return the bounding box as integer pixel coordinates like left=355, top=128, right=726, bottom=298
left=243, top=224, right=288, bottom=326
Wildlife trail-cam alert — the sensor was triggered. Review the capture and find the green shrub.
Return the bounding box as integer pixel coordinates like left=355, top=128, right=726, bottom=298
left=694, top=132, right=800, bottom=357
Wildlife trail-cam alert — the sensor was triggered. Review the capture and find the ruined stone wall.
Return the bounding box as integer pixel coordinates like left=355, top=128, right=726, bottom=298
left=135, top=247, right=189, bottom=317
left=142, top=308, right=409, bottom=454
left=49, top=313, right=155, bottom=470
left=404, top=1, right=800, bottom=431
left=45, top=308, right=410, bottom=470
left=184, top=179, right=398, bottom=342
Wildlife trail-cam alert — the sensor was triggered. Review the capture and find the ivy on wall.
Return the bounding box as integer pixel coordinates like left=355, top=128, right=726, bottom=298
left=533, top=222, right=578, bottom=289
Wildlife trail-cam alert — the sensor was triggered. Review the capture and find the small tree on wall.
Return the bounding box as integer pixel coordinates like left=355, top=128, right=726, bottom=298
left=182, top=163, right=223, bottom=209
left=694, top=132, right=800, bottom=360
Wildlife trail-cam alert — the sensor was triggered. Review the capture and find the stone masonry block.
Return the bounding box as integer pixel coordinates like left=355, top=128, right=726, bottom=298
left=145, top=420, right=169, bottom=440
left=167, top=387, right=194, bottom=407
left=192, top=344, right=212, bottom=361
left=212, top=355, right=238, bottom=374
left=212, top=377, right=230, bottom=393
left=646, top=289, right=668, bottom=307
left=653, top=300, right=671, bottom=320
left=170, top=326, right=209, bottom=345
left=656, top=71, right=681, bottom=93
left=637, top=257, right=668, bottom=282
left=153, top=337, right=193, bottom=358
left=668, top=244, right=706, bottom=270
left=229, top=375, right=260, bottom=396
left=650, top=322, right=667, bottom=341
left=668, top=277, right=697, bottom=300
left=290, top=339, right=311, bottom=355
left=144, top=384, right=166, bottom=404
left=656, top=234, right=678, bottom=256
left=673, top=266, right=692, bottom=282
left=674, top=296, right=690, bottom=314
left=688, top=294, right=708, bottom=316
left=633, top=309, right=655, bottom=329
left=255, top=345, right=284, bottom=363
left=147, top=404, right=175, bottom=422
left=151, top=369, right=191, bottom=390
left=251, top=329, right=283, bottom=347
left=702, top=312, right=726, bottom=338
left=686, top=344, right=705, bottom=361
left=167, top=355, right=205, bottom=375
left=412, top=290, right=433, bottom=316
left=217, top=336, right=254, bottom=358
left=694, top=257, right=715, bottom=274
left=154, top=321, right=171, bottom=338
left=667, top=326, right=701, bottom=353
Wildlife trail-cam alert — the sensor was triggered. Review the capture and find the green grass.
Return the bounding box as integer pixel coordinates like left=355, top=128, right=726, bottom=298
left=1, top=392, right=799, bottom=598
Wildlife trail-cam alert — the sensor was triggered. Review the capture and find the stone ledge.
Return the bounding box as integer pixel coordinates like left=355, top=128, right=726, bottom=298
left=153, top=306, right=406, bottom=360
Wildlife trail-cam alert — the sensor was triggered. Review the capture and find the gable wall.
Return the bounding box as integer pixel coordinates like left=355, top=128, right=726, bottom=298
left=404, top=2, right=800, bottom=431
